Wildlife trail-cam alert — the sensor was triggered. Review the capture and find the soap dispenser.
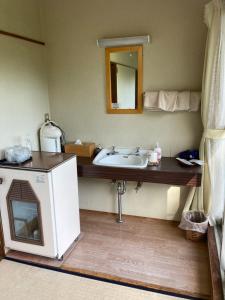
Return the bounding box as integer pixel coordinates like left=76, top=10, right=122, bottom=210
left=154, top=142, right=162, bottom=161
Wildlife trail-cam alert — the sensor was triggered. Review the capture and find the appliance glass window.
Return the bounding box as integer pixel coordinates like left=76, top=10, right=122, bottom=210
left=11, top=200, right=41, bottom=242
left=7, top=180, right=44, bottom=246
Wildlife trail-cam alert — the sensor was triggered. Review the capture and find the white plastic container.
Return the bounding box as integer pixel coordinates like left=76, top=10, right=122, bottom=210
left=40, top=122, right=62, bottom=153
left=148, top=151, right=159, bottom=166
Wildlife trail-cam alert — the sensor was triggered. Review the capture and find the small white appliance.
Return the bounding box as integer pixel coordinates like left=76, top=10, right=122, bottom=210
left=0, top=156, right=80, bottom=259
left=40, top=121, right=62, bottom=153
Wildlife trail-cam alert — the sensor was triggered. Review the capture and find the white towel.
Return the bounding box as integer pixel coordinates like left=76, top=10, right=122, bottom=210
left=190, top=92, right=201, bottom=111
left=143, top=91, right=159, bottom=111
left=144, top=90, right=201, bottom=112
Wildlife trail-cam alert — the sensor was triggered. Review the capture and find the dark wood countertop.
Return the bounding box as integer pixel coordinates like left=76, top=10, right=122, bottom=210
left=0, top=152, right=202, bottom=186
left=0, top=151, right=75, bottom=172
left=77, top=157, right=202, bottom=187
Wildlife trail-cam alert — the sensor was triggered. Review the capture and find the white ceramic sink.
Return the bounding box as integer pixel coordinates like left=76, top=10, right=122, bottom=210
left=93, top=147, right=149, bottom=169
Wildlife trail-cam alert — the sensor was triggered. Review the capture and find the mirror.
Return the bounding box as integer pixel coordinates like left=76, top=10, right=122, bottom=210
left=105, top=45, right=143, bottom=114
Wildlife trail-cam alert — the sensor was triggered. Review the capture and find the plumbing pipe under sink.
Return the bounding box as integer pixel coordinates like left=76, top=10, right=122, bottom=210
left=116, top=181, right=126, bottom=223
left=114, top=181, right=143, bottom=223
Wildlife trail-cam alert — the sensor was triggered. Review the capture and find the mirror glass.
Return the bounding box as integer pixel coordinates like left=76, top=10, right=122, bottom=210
left=106, top=46, right=143, bottom=114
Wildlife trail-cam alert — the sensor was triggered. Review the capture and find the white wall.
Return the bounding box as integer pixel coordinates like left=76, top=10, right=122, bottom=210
left=41, top=0, right=208, bottom=220
left=0, top=0, right=49, bottom=157
left=0, top=0, right=42, bottom=40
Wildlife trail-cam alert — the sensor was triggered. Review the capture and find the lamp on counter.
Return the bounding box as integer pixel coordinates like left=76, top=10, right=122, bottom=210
left=97, top=35, right=150, bottom=48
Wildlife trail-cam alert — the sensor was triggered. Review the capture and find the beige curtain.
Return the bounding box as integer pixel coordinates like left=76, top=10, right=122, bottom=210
left=184, top=0, right=225, bottom=267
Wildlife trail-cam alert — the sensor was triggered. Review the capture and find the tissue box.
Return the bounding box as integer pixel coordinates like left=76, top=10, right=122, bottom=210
left=64, top=143, right=95, bottom=157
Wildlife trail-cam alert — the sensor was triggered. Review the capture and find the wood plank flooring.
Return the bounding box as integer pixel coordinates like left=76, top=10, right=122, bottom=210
left=6, top=210, right=211, bottom=299
left=6, top=233, right=84, bottom=268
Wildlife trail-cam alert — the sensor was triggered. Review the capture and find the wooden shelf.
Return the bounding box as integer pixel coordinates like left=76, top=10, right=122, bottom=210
left=77, top=157, right=202, bottom=187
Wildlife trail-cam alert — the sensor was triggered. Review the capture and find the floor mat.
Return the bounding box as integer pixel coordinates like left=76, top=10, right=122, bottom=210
left=0, top=260, right=187, bottom=300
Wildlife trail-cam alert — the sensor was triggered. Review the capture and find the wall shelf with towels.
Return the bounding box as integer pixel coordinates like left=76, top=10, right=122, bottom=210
left=144, top=90, right=201, bottom=112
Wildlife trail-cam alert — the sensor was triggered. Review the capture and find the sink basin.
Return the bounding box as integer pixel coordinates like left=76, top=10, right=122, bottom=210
left=93, top=148, right=150, bottom=169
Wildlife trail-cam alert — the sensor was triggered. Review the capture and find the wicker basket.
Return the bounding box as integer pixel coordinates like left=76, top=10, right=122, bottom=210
left=186, top=229, right=207, bottom=241
left=179, top=211, right=209, bottom=242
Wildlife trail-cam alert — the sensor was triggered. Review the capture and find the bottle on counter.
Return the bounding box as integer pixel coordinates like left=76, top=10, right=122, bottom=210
left=24, top=134, right=32, bottom=157
left=148, top=151, right=159, bottom=166
left=154, top=142, right=162, bottom=161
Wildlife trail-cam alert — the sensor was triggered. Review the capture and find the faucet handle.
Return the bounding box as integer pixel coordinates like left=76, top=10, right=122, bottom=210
left=135, top=147, right=140, bottom=154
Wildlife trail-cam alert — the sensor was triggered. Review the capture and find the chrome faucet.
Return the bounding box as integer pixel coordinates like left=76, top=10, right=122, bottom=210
left=134, top=147, right=140, bottom=156
left=107, top=146, right=119, bottom=155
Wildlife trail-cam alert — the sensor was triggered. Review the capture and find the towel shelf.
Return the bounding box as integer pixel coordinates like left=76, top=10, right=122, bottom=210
left=144, top=90, right=201, bottom=112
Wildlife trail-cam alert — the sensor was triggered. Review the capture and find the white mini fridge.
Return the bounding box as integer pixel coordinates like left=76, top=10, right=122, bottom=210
left=0, top=153, right=80, bottom=259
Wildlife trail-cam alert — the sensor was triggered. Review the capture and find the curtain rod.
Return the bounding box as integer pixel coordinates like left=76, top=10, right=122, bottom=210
left=0, top=30, right=45, bottom=46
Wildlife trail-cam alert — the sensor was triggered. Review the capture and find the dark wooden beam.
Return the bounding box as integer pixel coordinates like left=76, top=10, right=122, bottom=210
left=0, top=30, right=45, bottom=45
left=208, top=226, right=223, bottom=300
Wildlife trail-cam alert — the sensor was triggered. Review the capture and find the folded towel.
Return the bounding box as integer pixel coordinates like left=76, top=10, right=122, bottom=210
left=144, top=91, right=159, bottom=111
left=190, top=92, right=201, bottom=111
left=144, top=90, right=201, bottom=112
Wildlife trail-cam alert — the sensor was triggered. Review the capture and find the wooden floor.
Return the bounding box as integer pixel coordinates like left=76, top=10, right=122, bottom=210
left=6, top=210, right=211, bottom=299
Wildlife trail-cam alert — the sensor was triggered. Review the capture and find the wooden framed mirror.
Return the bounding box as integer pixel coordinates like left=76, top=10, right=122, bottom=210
left=106, top=45, right=143, bottom=114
